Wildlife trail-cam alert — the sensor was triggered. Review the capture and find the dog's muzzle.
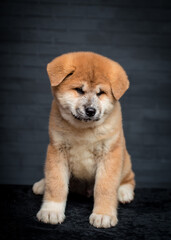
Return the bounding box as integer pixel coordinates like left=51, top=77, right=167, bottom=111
left=72, top=112, right=99, bottom=122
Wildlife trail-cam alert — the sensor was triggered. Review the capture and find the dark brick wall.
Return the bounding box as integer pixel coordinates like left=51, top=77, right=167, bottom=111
left=0, top=0, right=171, bottom=187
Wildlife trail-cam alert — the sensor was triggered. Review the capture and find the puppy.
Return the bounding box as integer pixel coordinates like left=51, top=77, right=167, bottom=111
left=33, top=52, right=135, bottom=228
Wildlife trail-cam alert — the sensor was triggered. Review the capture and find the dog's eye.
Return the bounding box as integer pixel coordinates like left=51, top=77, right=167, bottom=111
left=75, top=88, right=84, bottom=95
left=97, top=90, right=105, bottom=96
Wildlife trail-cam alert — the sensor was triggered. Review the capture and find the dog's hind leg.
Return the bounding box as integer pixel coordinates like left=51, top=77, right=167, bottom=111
left=32, top=178, right=45, bottom=195
left=118, top=150, right=135, bottom=204
left=118, top=180, right=135, bottom=204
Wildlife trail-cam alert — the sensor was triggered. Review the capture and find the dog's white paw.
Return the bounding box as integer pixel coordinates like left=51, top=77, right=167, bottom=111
left=118, top=183, right=134, bottom=204
left=32, top=179, right=45, bottom=195
left=37, top=209, right=65, bottom=224
left=89, top=213, right=118, bottom=228
left=37, top=201, right=66, bottom=224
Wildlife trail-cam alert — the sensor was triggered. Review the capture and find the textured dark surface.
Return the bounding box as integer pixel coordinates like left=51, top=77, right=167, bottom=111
left=0, top=185, right=171, bottom=240
left=0, top=0, right=171, bottom=187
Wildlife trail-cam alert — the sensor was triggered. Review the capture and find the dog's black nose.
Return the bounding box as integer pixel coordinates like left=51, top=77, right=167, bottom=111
left=85, top=107, right=96, bottom=117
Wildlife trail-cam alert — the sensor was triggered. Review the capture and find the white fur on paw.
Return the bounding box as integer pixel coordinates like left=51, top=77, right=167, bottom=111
left=32, top=179, right=45, bottom=195
left=89, top=213, right=118, bottom=228
left=37, top=201, right=66, bottom=224
left=118, top=184, right=134, bottom=204
left=37, top=209, right=65, bottom=224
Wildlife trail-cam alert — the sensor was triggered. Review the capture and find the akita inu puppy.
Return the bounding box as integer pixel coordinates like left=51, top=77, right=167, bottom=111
left=33, top=52, right=135, bottom=228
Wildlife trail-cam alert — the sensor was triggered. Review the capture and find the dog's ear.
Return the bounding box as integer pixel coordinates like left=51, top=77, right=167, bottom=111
left=109, top=62, right=129, bottom=100
left=47, top=54, right=75, bottom=87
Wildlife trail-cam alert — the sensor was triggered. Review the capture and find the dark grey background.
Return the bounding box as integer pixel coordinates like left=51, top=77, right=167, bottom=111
left=0, top=0, right=171, bottom=187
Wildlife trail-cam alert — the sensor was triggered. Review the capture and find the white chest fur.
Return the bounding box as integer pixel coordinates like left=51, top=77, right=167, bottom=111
left=66, top=129, right=118, bottom=181
left=51, top=123, right=120, bottom=181
left=68, top=141, right=99, bottom=180
left=51, top=107, right=121, bottom=181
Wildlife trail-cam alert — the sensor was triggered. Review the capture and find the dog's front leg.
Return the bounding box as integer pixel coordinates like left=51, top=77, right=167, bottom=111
left=37, top=144, right=69, bottom=224
left=90, top=145, right=123, bottom=228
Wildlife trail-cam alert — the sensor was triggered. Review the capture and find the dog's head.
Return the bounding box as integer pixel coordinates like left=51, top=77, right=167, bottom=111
left=47, top=52, right=129, bottom=128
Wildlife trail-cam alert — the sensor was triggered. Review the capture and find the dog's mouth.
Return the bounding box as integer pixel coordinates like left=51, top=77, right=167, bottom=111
left=71, top=113, right=100, bottom=122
